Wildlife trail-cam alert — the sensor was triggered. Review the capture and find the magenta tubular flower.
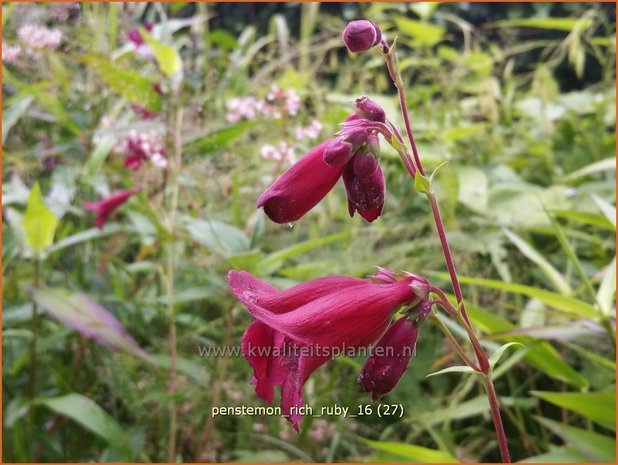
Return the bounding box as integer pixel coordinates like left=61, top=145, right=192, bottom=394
left=84, top=189, right=139, bottom=229
left=228, top=270, right=418, bottom=430
left=342, top=20, right=382, bottom=53
left=342, top=159, right=385, bottom=222
left=256, top=140, right=344, bottom=223
left=359, top=316, right=419, bottom=401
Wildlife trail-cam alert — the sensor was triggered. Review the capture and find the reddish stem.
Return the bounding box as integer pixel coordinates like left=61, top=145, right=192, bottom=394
left=485, top=377, right=512, bottom=462
left=383, top=45, right=510, bottom=462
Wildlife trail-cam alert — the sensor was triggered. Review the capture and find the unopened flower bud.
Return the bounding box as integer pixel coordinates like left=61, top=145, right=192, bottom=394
left=355, top=96, right=386, bottom=123
left=353, top=152, right=379, bottom=179
left=342, top=20, right=382, bottom=53
left=324, top=138, right=354, bottom=166
left=359, top=317, right=418, bottom=401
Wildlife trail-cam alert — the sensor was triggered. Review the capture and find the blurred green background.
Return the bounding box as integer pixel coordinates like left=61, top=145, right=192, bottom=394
left=2, top=2, right=616, bottom=463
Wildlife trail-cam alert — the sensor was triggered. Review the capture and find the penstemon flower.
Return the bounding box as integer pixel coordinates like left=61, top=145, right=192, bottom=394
left=257, top=98, right=389, bottom=223
left=227, top=269, right=425, bottom=430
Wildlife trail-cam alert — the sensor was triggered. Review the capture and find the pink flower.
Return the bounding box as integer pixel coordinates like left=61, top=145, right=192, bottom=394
left=2, top=43, right=22, bottom=64
left=228, top=270, right=419, bottom=430
left=115, top=129, right=167, bottom=171
left=17, top=24, right=62, bottom=50
left=84, top=189, right=139, bottom=229
left=256, top=140, right=343, bottom=223
left=127, top=23, right=153, bottom=47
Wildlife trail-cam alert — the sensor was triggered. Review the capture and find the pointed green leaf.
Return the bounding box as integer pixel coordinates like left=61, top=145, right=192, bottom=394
left=37, top=394, right=132, bottom=458
left=503, top=228, right=571, bottom=294
left=532, top=391, right=616, bottom=431
left=488, top=342, right=524, bottom=370
left=597, top=256, right=616, bottom=317
left=414, top=173, right=431, bottom=194
left=535, top=416, right=615, bottom=462
left=23, top=183, right=58, bottom=252
left=426, top=365, right=479, bottom=378
left=592, top=195, right=616, bottom=228
left=140, top=29, right=182, bottom=77
left=431, top=272, right=598, bottom=319
left=360, top=438, right=457, bottom=463
left=2, top=94, right=34, bottom=144
left=81, top=55, right=161, bottom=111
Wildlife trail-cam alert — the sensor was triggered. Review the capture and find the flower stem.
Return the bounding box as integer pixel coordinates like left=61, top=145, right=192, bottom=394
left=383, top=45, right=510, bottom=462
left=428, top=312, right=480, bottom=371
left=28, top=256, right=41, bottom=460
left=165, top=106, right=184, bottom=463
left=483, top=375, right=512, bottom=463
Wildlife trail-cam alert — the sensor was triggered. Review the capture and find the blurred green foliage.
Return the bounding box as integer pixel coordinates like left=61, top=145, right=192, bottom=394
left=2, top=2, right=616, bottom=463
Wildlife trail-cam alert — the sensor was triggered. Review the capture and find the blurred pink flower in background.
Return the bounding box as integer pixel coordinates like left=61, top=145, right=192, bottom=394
left=265, top=86, right=300, bottom=117
left=115, top=129, right=167, bottom=171
left=225, top=86, right=302, bottom=123
left=295, top=119, right=323, bottom=140
left=2, top=43, right=22, bottom=64
left=84, top=188, right=139, bottom=229
left=260, top=142, right=296, bottom=164
left=225, top=96, right=263, bottom=123
left=127, top=23, right=154, bottom=58
left=17, top=24, right=62, bottom=50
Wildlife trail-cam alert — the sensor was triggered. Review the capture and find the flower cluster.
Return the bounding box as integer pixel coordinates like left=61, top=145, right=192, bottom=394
left=17, top=24, right=62, bottom=50
left=260, top=142, right=296, bottom=164
left=294, top=119, right=323, bottom=140
left=225, top=86, right=301, bottom=123
left=264, top=85, right=301, bottom=118
left=2, top=43, right=22, bottom=64
left=114, top=129, right=167, bottom=171
left=228, top=269, right=428, bottom=431
left=127, top=23, right=154, bottom=58
left=225, top=96, right=264, bottom=123
left=256, top=96, right=387, bottom=223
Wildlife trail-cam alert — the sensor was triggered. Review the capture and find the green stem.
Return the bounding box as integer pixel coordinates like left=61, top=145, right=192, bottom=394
left=28, top=257, right=41, bottom=460
left=166, top=106, right=184, bottom=463
left=429, top=312, right=480, bottom=371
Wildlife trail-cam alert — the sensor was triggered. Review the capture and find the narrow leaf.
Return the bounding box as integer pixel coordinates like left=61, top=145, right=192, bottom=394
left=33, top=288, right=153, bottom=363
left=37, top=394, right=132, bottom=458
left=535, top=416, right=615, bottom=462
left=426, top=365, right=479, bottom=378
left=488, top=342, right=524, bottom=369
left=431, top=272, right=598, bottom=319
left=360, top=438, right=457, bottom=463
left=503, top=228, right=571, bottom=294
left=532, top=391, right=616, bottom=431
left=2, top=94, right=34, bottom=144
left=81, top=55, right=161, bottom=111
left=140, top=29, right=182, bottom=77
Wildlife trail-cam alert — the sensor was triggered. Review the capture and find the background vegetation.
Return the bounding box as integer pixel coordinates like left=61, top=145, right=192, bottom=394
left=2, top=2, right=616, bottom=462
